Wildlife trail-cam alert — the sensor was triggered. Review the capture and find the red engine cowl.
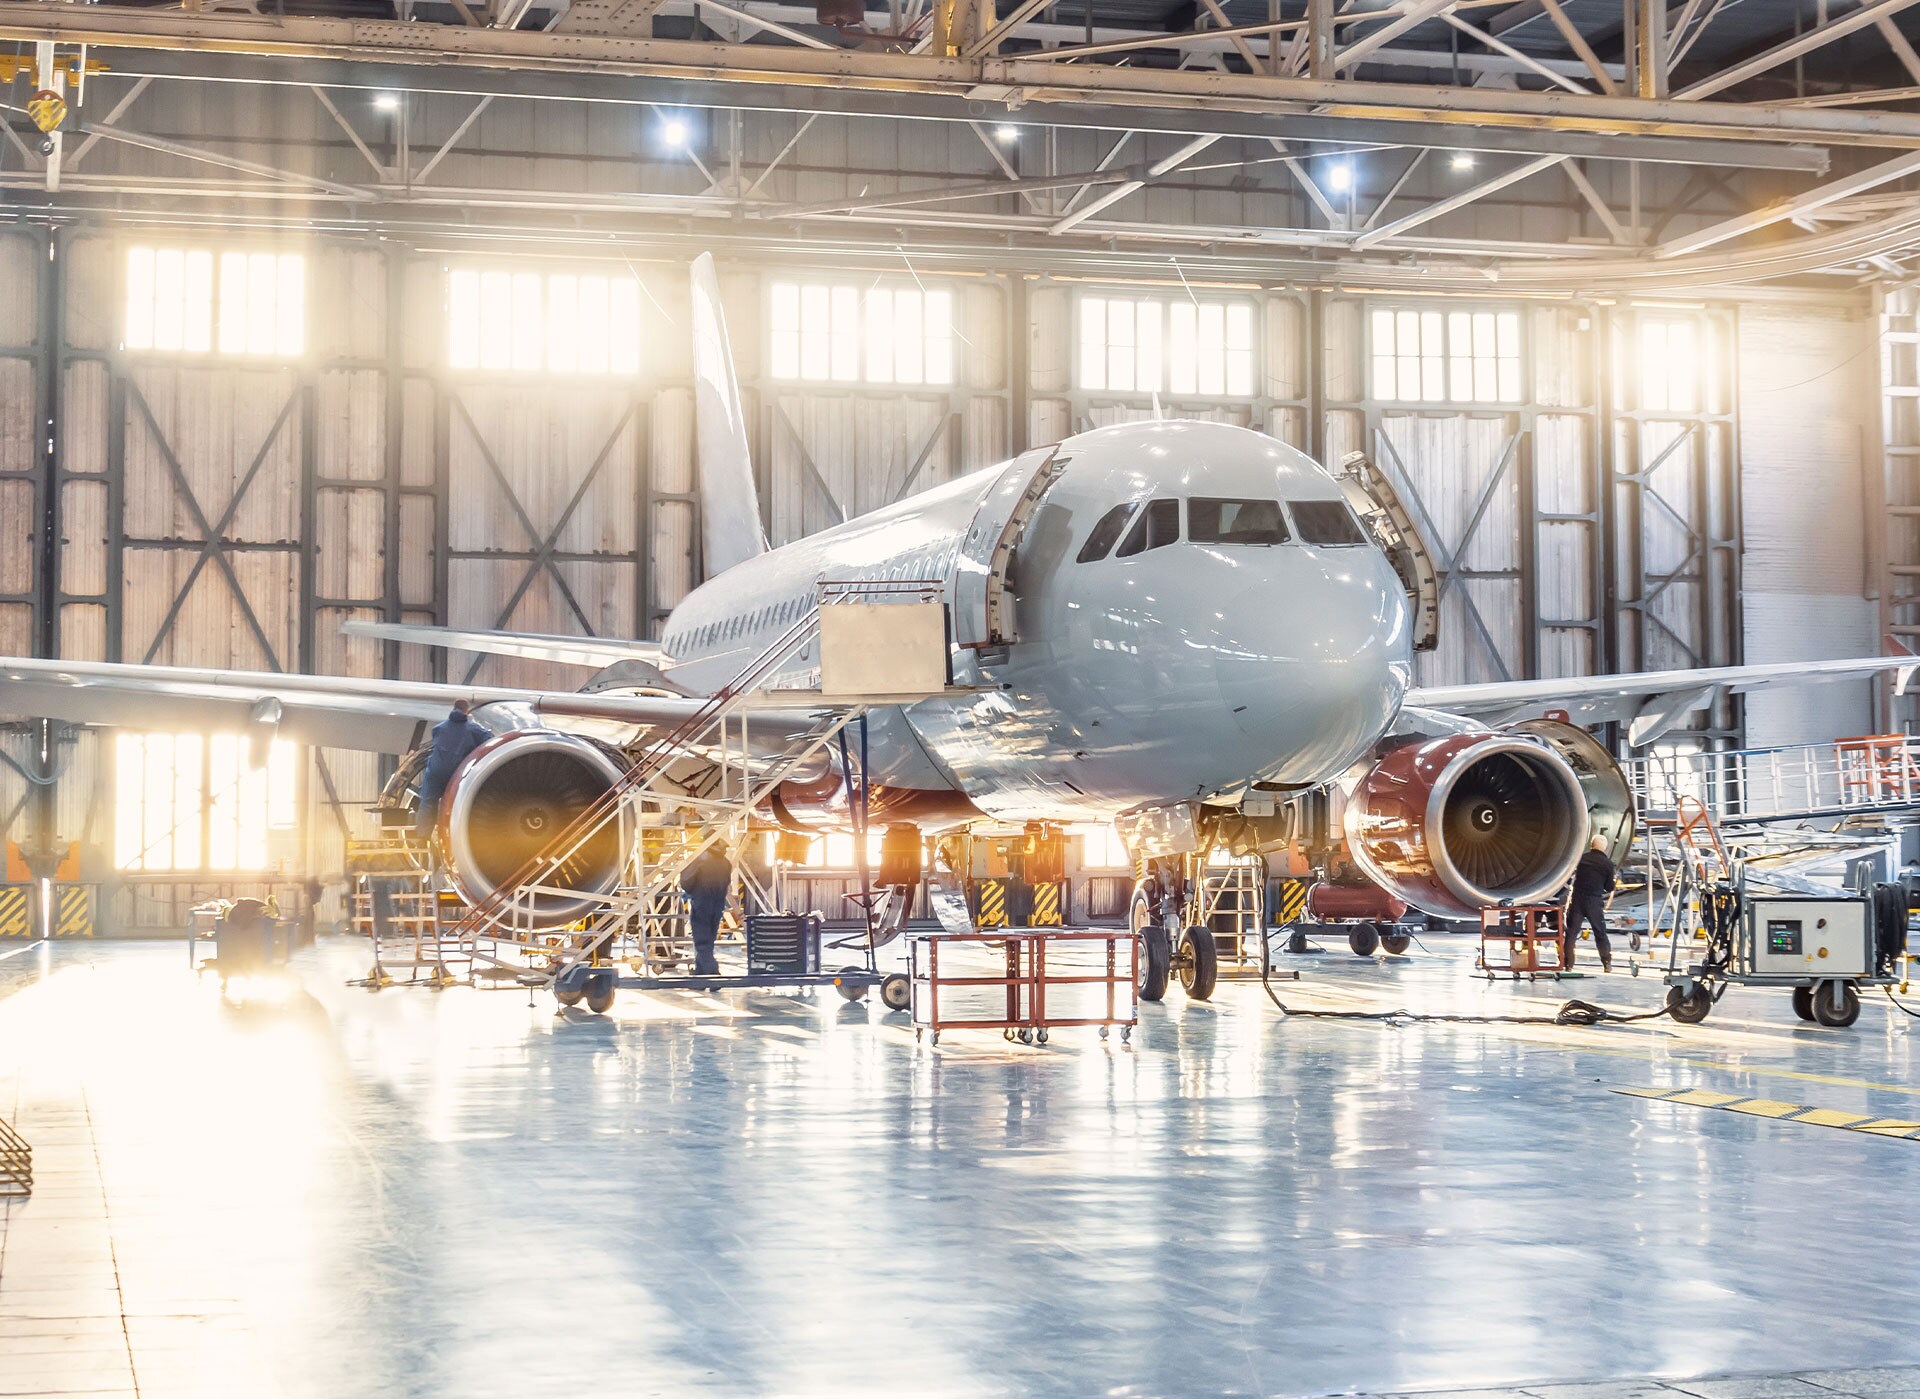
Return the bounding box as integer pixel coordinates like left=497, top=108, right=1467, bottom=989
left=1343, top=732, right=1589, bottom=919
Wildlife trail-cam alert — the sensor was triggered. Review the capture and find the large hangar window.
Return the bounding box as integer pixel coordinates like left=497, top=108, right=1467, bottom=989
left=1369, top=306, right=1521, bottom=404
left=768, top=280, right=955, bottom=386
left=1077, top=294, right=1255, bottom=397
left=446, top=267, right=644, bottom=374
left=114, top=733, right=300, bottom=872
left=124, top=247, right=306, bottom=356
left=1637, top=316, right=1701, bottom=413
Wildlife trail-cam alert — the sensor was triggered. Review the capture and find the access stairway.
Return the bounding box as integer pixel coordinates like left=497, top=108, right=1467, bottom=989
left=443, top=579, right=944, bottom=998
left=1625, top=733, right=1920, bottom=828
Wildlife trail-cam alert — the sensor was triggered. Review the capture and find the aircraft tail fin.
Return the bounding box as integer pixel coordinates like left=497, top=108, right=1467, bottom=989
left=690, top=253, right=769, bottom=577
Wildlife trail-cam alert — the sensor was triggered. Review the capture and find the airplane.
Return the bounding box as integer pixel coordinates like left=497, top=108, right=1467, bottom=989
left=1, top=254, right=1914, bottom=1005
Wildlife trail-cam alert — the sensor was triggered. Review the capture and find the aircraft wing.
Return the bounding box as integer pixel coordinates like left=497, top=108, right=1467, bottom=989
left=1410, top=655, right=1920, bottom=745
left=340, top=620, right=668, bottom=671
left=0, top=656, right=720, bottom=753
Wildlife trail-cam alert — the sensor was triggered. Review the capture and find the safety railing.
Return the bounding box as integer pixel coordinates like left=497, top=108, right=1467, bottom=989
left=0, top=1113, right=31, bottom=1197
left=1625, top=733, right=1920, bottom=827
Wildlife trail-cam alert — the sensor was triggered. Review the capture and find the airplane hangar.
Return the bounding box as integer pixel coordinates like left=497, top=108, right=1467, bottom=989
left=2, top=2, right=1920, bottom=1396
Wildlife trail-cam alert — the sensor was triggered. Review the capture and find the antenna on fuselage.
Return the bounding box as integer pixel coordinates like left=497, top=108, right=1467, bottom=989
left=1150, top=391, right=1166, bottom=422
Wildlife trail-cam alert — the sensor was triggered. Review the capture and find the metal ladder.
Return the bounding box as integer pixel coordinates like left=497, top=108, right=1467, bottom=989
left=443, top=585, right=897, bottom=992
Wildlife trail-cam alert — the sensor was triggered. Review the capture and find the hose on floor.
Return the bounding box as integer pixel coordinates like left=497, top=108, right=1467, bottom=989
left=1257, top=927, right=1682, bottom=1028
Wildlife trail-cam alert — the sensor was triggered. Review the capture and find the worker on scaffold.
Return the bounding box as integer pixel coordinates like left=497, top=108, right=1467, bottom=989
left=415, top=699, right=492, bottom=840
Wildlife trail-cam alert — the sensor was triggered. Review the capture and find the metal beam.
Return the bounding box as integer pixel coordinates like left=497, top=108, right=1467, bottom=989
left=1439, top=10, right=1591, bottom=92
left=1335, top=0, right=1458, bottom=69
left=0, top=10, right=1876, bottom=169
left=1537, top=0, right=1618, bottom=94
left=1048, top=133, right=1218, bottom=233
left=783, top=166, right=1139, bottom=216
left=1654, top=147, right=1920, bottom=257
left=1352, top=151, right=1565, bottom=247
left=65, top=75, right=151, bottom=168
left=6, top=112, right=381, bottom=199
left=1563, top=158, right=1632, bottom=243
left=1679, top=0, right=1920, bottom=100
left=961, top=0, right=1053, bottom=57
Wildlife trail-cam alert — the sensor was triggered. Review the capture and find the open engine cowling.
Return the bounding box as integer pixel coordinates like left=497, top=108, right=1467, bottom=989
left=439, top=730, right=629, bottom=929
left=1343, top=732, right=1591, bottom=919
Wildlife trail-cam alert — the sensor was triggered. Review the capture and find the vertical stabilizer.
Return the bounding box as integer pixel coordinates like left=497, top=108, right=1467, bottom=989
left=690, top=253, right=768, bottom=577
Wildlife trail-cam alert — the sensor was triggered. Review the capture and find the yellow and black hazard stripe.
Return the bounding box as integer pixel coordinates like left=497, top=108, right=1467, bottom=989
left=1275, top=878, right=1310, bottom=925
left=0, top=886, right=27, bottom=938
left=1031, top=881, right=1063, bottom=927
left=54, top=885, right=93, bottom=938
left=1615, top=1086, right=1920, bottom=1142
left=975, top=878, right=1008, bottom=928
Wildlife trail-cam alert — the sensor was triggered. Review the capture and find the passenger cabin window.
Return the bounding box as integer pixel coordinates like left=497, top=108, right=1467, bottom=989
left=1115, top=499, right=1180, bottom=558
left=1290, top=500, right=1367, bottom=546
left=1076, top=502, right=1139, bottom=563
left=1190, top=498, right=1289, bottom=546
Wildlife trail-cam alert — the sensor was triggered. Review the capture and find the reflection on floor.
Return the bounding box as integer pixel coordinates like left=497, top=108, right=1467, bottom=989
left=0, top=935, right=1916, bottom=1399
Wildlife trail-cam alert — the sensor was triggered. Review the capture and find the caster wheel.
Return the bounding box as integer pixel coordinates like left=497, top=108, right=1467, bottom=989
left=585, top=972, right=616, bottom=1015
left=836, top=967, right=868, bottom=1003
left=1120, top=1026, right=1132, bottom=1043
left=1665, top=984, right=1712, bottom=1024
left=1036, top=1028, right=1049, bottom=1045
left=1811, top=980, right=1860, bottom=1028
left=1630, top=933, right=1643, bottom=953
left=1791, top=986, right=1814, bottom=1022
left=1630, top=962, right=1640, bottom=979
left=930, top=1031, right=939, bottom=1045
left=1098, top=1025, right=1109, bottom=1040
left=1017, top=1027, right=1034, bottom=1044
left=880, top=973, right=911, bottom=1013
left=554, top=988, right=585, bottom=1008
left=1348, top=926, right=1380, bottom=957
left=1379, top=929, right=1412, bottom=956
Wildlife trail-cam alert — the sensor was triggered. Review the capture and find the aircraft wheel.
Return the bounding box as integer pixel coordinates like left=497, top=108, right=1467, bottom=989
left=1379, top=928, right=1412, bottom=956
left=1811, top=980, right=1861, bottom=1028
left=1791, top=986, right=1815, bottom=1022
left=1347, top=926, right=1380, bottom=957
left=1665, top=984, right=1712, bottom=1024
left=879, top=973, right=911, bottom=1012
left=1137, top=926, right=1172, bottom=1002
left=1177, top=926, right=1219, bottom=1000
left=836, top=967, right=868, bottom=1003
left=585, top=973, right=616, bottom=1015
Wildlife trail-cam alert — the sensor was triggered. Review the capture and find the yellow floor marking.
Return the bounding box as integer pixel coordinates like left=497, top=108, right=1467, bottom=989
left=1615, top=1085, right=1920, bottom=1140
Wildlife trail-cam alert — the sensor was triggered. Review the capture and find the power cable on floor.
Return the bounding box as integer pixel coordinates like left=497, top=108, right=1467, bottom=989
left=1257, top=927, right=1681, bottom=1028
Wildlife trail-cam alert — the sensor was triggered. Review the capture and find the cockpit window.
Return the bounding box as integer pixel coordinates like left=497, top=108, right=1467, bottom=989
left=1289, top=500, right=1367, bottom=546
left=1076, top=502, right=1138, bottom=563
left=1190, top=498, right=1290, bottom=546
left=1115, top=499, right=1180, bottom=557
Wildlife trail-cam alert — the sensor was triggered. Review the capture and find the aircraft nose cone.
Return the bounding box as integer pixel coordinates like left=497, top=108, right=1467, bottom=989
left=1211, top=570, right=1408, bottom=779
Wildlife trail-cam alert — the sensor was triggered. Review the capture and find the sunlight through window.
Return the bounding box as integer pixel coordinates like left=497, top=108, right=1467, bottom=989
left=1078, top=294, right=1254, bottom=397
left=125, top=246, right=305, bottom=356
left=446, top=266, right=644, bottom=375
left=769, top=280, right=954, bottom=386
left=115, top=733, right=300, bottom=872
left=1369, top=305, right=1521, bottom=404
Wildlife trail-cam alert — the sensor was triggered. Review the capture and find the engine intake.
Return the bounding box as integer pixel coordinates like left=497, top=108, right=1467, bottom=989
left=439, top=730, right=629, bottom=928
left=1344, top=733, right=1590, bottom=919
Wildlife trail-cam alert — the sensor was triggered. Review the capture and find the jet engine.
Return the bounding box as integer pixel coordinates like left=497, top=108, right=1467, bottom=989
left=438, top=730, right=630, bottom=928
left=1343, top=731, right=1593, bottom=919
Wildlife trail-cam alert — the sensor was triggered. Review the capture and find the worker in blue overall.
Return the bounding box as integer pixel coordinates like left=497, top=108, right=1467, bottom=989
left=415, top=700, right=492, bottom=837
left=681, top=842, right=733, bottom=977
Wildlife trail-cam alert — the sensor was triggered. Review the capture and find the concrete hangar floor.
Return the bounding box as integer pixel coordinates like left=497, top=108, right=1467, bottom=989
left=0, top=936, right=1916, bottom=1399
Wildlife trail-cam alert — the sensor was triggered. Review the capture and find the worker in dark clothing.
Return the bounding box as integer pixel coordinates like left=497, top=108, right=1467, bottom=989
left=681, top=842, right=734, bottom=977
left=415, top=699, right=492, bottom=836
left=1563, top=835, right=1617, bottom=973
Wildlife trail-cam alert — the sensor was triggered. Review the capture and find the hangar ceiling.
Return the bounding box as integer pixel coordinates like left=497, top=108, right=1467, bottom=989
left=2, top=0, right=1920, bottom=285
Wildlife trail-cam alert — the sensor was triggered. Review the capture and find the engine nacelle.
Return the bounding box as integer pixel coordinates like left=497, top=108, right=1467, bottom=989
left=439, top=730, right=629, bottom=929
left=1343, top=732, right=1590, bottom=919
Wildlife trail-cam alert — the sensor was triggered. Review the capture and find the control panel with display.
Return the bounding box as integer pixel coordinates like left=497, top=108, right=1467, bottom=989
left=1766, top=920, right=1802, bottom=956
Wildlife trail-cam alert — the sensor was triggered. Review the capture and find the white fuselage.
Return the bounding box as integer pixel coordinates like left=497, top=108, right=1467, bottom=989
left=657, top=421, right=1414, bottom=823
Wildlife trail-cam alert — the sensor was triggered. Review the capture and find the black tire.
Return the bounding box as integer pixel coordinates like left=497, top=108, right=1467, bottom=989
left=1137, top=926, right=1171, bottom=1002
left=1665, top=984, right=1712, bottom=1024
left=1811, top=980, right=1861, bottom=1028
left=1791, top=986, right=1814, bottom=1022
left=1177, top=925, right=1219, bottom=1001
left=836, top=967, right=868, bottom=1003
left=555, top=988, right=585, bottom=1008
left=1348, top=926, right=1380, bottom=957
left=880, top=972, right=911, bottom=1013
left=1379, top=929, right=1412, bottom=956
left=585, top=973, right=616, bottom=1015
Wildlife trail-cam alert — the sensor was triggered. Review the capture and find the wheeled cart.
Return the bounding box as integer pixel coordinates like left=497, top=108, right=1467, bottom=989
left=908, top=928, right=1139, bottom=1045
left=1663, top=888, right=1907, bottom=1027
left=1476, top=904, right=1568, bottom=980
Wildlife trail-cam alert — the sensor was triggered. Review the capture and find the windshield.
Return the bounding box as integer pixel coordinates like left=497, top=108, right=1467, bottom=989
left=1190, top=498, right=1290, bottom=546
left=1289, top=500, right=1367, bottom=546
